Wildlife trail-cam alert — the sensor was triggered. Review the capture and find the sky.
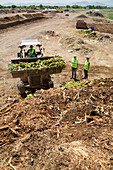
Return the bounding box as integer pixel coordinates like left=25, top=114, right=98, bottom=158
left=0, top=0, right=113, bottom=6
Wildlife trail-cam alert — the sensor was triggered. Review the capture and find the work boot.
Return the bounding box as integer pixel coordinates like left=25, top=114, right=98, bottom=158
left=75, top=79, right=79, bottom=81
left=74, top=79, right=77, bottom=81
left=70, top=77, right=73, bottom=79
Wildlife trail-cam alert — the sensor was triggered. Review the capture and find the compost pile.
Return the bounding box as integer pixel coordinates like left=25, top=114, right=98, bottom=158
left=0, top=78, right=113, bottom=169
left=90, top=12, right=104, bottom=17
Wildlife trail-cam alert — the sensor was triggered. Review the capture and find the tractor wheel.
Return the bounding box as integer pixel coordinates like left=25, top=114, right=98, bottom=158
left=17, top=81, right=25, bottom=95
left=49, top=80, right=54, bottom=88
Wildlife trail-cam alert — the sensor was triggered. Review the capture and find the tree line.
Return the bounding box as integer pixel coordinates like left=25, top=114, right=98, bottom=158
left=0, top=4, right=113, bottom=9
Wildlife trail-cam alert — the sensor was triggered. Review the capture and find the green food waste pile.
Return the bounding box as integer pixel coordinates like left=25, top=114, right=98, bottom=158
left=80, top=30, right=98, bottom=38
left=60, top=81, right=94, bottom=89
left=8, top=56, right=65, bottom=71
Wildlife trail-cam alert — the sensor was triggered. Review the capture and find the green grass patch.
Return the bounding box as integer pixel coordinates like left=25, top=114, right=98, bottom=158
left=73, top=9, right=87, bottom=11
left=109, top=14, right=113, bottom=19
left=100, top=9, right=113, bottom=13
left=58, top=8, right=87, bottom=11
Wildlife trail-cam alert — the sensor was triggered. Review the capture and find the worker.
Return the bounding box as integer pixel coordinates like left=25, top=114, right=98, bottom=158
left=83, top=57, right=90, bottom=79
left=71, top=55, right=78, bottom=81
left=88, top=27, right=92, bottom=34
left=27, top=45, right=36, bottom=58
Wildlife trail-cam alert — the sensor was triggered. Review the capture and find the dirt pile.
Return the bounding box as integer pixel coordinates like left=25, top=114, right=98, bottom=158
left=77, top=14, right=88, bottom=18
left=0, top=13, right=46, bottom=30
left=76, top=20, right=113, bottom=34
left=87, top=23, right=113, bottom=34
left=90, top=12, right=104, bottom=17
left=0, top=78, right=113, bottom=169
left=60, top=35, right=93, bottom=54
left=0, top=10, right=10, bottom=14
left=93, top=18, right=111, bottom=23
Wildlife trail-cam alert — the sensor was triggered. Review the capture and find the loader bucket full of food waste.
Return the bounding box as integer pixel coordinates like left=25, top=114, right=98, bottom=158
left=8, top=56, right=65, bottom=78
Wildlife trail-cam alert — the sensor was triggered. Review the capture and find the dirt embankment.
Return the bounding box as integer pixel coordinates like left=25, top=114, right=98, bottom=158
left=0, top=13, right=47, bottom=30
left=87, top=23, right=113, bottom=34
left=76, top=14, right=113, bottom=34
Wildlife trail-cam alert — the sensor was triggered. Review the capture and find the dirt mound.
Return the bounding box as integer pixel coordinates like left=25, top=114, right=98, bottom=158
left=93, top=18, right=111, bottom=23
left=87, top=23, right=113, bottom=34
left=77, top=14, right=88, bottom=18
left=90, top=12, right=104, bottom=17
left=45, top=30, right=55, bottom=36
left=76, top=19, right=113, bottom=34
left=0, top=78, right=113, bottom=169
left=14, top=14, right=22, bottom=20
left=0, top=13, right=45, bottom=30
left=0, top=17, right=11, bottom=22
left=60, top=35, right=92, bottom=54
left=76, top=20, right=88, bottom=29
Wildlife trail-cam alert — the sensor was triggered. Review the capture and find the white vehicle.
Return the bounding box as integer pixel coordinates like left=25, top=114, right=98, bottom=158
left=94, top=9, right=100, bottom=13
left=51, top=9, right=56, bottom=12
left=17, top=39, right=42, bottom=58
left=48, top=9, right=52, bottom=12
left=65, top=13, right=69, bottom=16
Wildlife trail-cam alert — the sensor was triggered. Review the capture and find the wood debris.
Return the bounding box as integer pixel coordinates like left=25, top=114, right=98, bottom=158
left=0, top=78, right=113, bottom=169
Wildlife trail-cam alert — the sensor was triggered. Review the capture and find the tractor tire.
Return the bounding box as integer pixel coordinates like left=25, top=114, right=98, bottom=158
left=49, top=80, right=54, bottom=88
left=17, top=81, right=25, bottom=95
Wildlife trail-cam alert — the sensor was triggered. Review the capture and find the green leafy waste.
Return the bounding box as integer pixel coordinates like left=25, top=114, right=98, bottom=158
left=80, top=30, right=98, bottom=38
left=26, top=94, right=33, bottom=98
left=8, top=56, right=65, bottom=71
left=60, top=81, right=93, bottom=89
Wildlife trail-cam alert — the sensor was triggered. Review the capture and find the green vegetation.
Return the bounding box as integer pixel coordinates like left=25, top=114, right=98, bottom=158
left=109, top=14, right=113, bottom=19
left=100, top=9, right=113, bottom=13
left=66, top=5, right=70, bottom=9
left=100, top=9, right=113, bottom=20
left=60, top=81, right=93, bottom=89
left=26, top=94, right=33, bottom=98
left=39, top=4, right=43, bottom=9
left=80, top=30, right=98, bottom=38
left=72, top=8, right=87, bottom=11
left=0, top=4, right=113, bottom=9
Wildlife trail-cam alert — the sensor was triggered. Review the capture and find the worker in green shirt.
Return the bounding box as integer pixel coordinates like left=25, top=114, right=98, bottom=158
left=88, top=28, right=92, bottom=34
left=27, top=45, right=36, bottom=58
left=71, top=55, right=78, bottom=81
left=83, top=57, right=90, bottom=79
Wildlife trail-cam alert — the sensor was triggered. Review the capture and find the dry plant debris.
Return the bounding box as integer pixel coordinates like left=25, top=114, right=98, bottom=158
left=0, top=78, right=113, bottom=169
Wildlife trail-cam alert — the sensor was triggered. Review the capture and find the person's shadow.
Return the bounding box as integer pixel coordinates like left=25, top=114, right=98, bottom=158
left=74, top=79, right=80, bottom=82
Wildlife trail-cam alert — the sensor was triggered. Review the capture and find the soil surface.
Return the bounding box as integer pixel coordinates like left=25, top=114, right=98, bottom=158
left=0, top=11, right=113, bottom=169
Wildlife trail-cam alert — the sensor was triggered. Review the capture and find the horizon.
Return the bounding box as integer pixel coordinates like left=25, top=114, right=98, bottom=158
left=0, top=0, right=113, bottom=7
